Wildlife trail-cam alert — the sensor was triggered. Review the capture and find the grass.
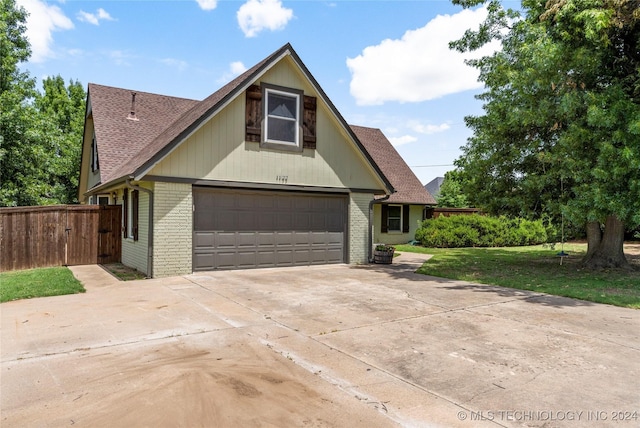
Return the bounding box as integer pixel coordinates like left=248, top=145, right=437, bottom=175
left=395, top=243, right=640, bottom=309
left=0, top=267, right=85, bottom=303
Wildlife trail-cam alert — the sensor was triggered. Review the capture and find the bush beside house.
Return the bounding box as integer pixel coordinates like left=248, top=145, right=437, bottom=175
left=415, top=214, right=547, bottom=248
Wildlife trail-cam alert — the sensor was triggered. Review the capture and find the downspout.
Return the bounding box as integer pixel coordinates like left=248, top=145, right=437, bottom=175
left=368, top=194, right=391, bottom=263
left=125, top=178, right=154, bottom=278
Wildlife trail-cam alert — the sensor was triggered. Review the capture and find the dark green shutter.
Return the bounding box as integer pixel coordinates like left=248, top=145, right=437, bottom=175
left=402, top=205, right=410, bottom=233
left=132, top=190, right=139, bottom=241
left=381, top=204, right=389, bottom=233
left=123, top=189, right=128, bottom=238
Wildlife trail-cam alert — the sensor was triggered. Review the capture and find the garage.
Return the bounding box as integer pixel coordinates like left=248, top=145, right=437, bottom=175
left=193, top=187, right=348, bottom=270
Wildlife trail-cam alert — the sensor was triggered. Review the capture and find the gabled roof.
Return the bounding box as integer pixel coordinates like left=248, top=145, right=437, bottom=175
left=88, top=84, right=199, bottom=185
left=425, top=176, right=445, bottom=198
left=88, top=43, right=393, bottom=194
left=351, top=125, right=436, bottom=205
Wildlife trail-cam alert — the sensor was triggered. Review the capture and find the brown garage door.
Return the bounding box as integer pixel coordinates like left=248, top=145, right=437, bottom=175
left=193, top=188, right=347, bottom=270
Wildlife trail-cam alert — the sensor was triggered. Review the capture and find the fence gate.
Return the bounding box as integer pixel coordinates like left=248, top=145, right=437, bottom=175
left=0, top=205, right=122, bottom=272
left=97, top=205, right=121, bottom=264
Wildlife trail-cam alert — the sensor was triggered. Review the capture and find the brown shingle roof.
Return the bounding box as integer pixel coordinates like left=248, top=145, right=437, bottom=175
left=88, top=44, right=400, bottom=197
left=89, top=83, right=199, bottom=185
left=350, top=125, right=436, bottom=205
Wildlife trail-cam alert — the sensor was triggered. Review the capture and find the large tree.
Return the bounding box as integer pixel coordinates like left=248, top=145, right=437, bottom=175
left=451, top=0, right=640, bottom=269
left=437, top=170, right=470, bottom=208
left=0, top=0, right=85, bottom=206
left=34, top=76, right=86, bottom=204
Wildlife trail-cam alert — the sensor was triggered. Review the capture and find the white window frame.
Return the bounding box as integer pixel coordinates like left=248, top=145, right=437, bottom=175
left=261, top=84, right=303, bottom=152
left=387, top=204, right=402, bottom=233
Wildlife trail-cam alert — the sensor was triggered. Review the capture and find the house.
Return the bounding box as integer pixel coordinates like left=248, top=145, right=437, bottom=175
left=425, top=176, right=445, bottom=200
left=79, top=43, right=434, bottom=277
left=352, top=126, right=436, bottom=246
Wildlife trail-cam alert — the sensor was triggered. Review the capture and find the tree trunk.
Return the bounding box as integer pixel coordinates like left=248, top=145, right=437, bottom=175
left=585, top=221, right=602, bottom=259
left=581, top=215, right=629, bottom=269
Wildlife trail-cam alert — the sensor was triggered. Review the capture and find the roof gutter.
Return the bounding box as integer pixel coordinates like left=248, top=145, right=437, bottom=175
left=368, top=193, right=392, bottom=263
left=125, top=178, right=154, bottom=278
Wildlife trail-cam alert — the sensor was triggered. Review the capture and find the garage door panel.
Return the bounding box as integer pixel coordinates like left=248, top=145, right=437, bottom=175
left=277, top=197, right=292, bottom=210
left=294, top=213, right=310, bottom=229
left=194, top=253, right=214, bottom=270
left=215, top=232, right=238, bottom=248
left=216, top=252, right=239, bottom=269
left=259, top=213, right=277, bottom=230
left=257, top=251, right=276, bottom=266
left=276, top=250, right=293, bottom=265
left=257, top=232, right=275, bottom=247
left=311, top=213, right=326, bottom=229
left=194, top=188, right=346, bottom=271
left=326, top=248, right=343, bottom=263
left=238, top=212, right=257, bottom=229
left=327, top=232, right=344, bottom=246
left=194, top=232, right=215, bottom=249
left=293, top=249, right=311, bottom=263
left=277, top=213, right=292, bottom=230
left=237, top=251, right=257, bottom=267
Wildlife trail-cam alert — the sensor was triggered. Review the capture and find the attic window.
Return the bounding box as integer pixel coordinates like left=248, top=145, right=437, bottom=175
left=265, top=88, right=299, bottom=145
left=262, top=85, right=303, bottom=151
left=245, top=84, right=317, bottom=150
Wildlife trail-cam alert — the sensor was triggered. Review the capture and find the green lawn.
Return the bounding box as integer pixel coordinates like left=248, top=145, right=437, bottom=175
left=395, top=243, right=640, bottom=309
left=0, top=267, right=85, bottom=303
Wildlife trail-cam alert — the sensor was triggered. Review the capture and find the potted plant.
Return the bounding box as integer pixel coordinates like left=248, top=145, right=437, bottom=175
left=373, top=244, right=395, bottom=264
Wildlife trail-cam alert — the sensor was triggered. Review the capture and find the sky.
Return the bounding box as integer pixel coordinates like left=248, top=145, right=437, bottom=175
left=17, top=0, right=510, bottom=186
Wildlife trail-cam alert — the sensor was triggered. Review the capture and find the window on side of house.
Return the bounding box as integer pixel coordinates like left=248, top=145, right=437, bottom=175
left=122, top=189, right=139, bottom=241
left=381, top=204, right=410, bottom=234
left=387, top=205, right=402, bottom=232
left=262, top=85, right=303, bottom=151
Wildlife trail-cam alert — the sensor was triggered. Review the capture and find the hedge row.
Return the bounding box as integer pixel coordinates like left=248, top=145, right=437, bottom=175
left=415, top=214, right=547, bottom=248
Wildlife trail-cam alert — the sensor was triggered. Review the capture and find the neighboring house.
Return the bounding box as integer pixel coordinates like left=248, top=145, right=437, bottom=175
left=352, top=126, right=436, bottom=246
left=79, top=43, right=429, bottom=277
left=425, top=176, right=444, bottom=200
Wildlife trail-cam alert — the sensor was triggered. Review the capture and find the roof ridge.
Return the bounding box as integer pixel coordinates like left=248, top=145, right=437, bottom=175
left=104, top=43, right=293, bottom=183
left=88, top=82, right=199, bottom=103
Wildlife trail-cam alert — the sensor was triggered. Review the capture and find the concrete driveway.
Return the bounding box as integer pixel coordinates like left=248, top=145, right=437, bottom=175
left=2, top=253, right=639, bottom=427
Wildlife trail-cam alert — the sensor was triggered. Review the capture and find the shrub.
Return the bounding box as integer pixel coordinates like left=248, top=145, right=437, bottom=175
left=415, top=214, right=547, bottom=248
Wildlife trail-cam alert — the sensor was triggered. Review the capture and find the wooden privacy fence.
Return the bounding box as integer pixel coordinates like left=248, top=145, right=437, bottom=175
left=425, top=207, right=481, bottom=219
left=0, top=205, right=121, bottom=272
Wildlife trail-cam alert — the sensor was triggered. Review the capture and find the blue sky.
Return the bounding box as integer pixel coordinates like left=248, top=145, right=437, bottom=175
left=18, top=0, right=509, bottom=186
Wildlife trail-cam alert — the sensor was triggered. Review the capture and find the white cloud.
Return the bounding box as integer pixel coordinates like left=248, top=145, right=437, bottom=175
left=196, top=0, right=218, bottom=11
left=217, top=61, right=248, bottom=84
left=237, top=0, right=293, bottom=38
left=347, top=6, right=500, bottom=105
left=161, top=58, right=189, bottom=72
left=230, top=61, right=248, bottom=75
left=410, top=122, right=451, bottom=135
left=77, top=8, right=114, bottom=26
left=17, top=0, right=74, bottom=63
left=388, top=135, right=417, bottom=147
left=109, top=50, right=133, bottom=66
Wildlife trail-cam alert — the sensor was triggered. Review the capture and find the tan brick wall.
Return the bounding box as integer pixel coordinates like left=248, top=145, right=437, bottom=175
left=153, top=182, right=193, bottom=277
left=349, top=193, right=373, bottom=264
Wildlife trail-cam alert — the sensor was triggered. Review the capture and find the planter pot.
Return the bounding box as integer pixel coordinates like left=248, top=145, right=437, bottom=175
left=373, top=250, right=394, bottom=264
